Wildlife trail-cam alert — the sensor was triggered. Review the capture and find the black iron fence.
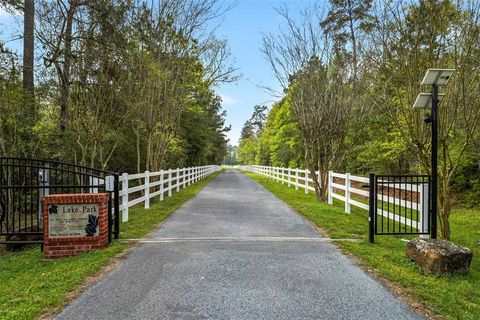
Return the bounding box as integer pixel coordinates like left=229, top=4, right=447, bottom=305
left=369, top=174, right=430, bottom=243
left=0, top=157, right=119, bottom=245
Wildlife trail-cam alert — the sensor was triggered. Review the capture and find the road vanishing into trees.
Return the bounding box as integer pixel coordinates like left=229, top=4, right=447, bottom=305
left=56, top=169, right=423, bottom=320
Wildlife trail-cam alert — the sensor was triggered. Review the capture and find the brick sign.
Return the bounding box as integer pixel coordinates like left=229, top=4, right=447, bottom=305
left=48, top=203, right=100, bottom=238
left=42, top=194, right=110, bottom=259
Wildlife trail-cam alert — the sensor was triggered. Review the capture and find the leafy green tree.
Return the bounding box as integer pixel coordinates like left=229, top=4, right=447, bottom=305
left=321, top=0, right=374, bottom=80
left=369, top=0, right=480, bottom=239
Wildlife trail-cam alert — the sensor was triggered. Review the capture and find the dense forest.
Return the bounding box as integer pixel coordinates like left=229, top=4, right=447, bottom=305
left=0, top=0, right=235, bottom=173
left=237, top=0, right=480, bottom=239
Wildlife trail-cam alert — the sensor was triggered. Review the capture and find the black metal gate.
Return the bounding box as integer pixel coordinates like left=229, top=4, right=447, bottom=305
left=368, top=174, right=430, bottom=243
left=0, top=157, right=119, bottom=245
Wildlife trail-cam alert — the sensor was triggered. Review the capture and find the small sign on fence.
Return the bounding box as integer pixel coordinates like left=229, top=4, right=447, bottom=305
left=105, top=175, right=115, bottom=192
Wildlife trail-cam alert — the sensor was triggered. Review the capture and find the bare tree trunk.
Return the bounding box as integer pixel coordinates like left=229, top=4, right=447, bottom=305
left=346, top=0, right=358, bottom=81
left=23, top=0, right=34, bottom=121
left=439, top=178, right=451, bottom=240
left=135, top=127, right=141, bottom=174
left=59, top=1, right=76, bottom=132
left=309, top=164, right=324, bottom=201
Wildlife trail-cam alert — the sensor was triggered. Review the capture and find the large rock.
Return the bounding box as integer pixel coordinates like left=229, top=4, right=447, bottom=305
left=406, top=238, right=473, bottom=276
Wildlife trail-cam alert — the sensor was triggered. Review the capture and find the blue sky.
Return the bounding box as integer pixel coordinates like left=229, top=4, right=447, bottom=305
left=215, top=0, right=312, bottom=145
left=0, top=1, right=314, bottom=146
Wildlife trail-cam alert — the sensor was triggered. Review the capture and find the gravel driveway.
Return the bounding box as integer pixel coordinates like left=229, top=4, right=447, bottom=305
left=56, top=169, right=423, bottom=320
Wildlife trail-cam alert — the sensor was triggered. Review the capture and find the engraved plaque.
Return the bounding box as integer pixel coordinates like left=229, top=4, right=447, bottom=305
left=48, top=203, right=100, bottom=238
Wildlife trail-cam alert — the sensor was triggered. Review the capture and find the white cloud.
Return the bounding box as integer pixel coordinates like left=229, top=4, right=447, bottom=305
left=220, top=94, right=239, bottom=106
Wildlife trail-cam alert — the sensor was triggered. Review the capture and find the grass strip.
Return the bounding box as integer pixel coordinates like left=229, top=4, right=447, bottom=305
left=0, top=171, right=221, bottom=320
left=244, top=171, right=480, bottom=320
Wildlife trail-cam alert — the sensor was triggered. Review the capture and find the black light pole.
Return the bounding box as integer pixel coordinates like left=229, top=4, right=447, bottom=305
left=413, top=68, right=454, bottom=240
left=431, top=84, right=438, bottom=239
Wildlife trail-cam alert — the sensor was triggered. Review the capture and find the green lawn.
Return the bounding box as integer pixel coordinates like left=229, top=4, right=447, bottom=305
left=0, top=171, right=221, bottom=320
left=244, top=171, right=480, bottom=320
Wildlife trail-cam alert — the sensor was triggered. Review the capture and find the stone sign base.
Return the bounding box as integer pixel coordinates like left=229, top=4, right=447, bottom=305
left=42, top=193, right=110, bottom=260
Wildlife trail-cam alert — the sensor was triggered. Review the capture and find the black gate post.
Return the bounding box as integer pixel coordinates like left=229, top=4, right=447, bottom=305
left=108, top=194, right=112, bottom=244
left=368, top=173, right=375, bottom=243
left=113, top=174, right=120, bottom=240
left=430, top=84, right=438, bottom=239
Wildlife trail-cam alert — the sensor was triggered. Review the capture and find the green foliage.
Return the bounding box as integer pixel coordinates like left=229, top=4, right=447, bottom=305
left=1, top=1, right=232, bottom=172
left=179, top=92, right=230, bottom=166
left=224, top=145, right=237, bottom=165
left=0, top=42, right=32, bottom=156
left=237, top=98, right=303, bottom=167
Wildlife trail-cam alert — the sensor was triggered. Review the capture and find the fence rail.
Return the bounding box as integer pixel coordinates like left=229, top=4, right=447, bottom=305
left=241, top=165, right=429, bottom=236
left=240, top=165, right=320, bottom=194
left=119, top=165, right=220, bottom=222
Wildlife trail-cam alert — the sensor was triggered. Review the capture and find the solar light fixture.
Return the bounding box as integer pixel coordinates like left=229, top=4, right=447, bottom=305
left=413, top=92, right=445, bottom=109
left=420, top=68, right=455, bottom=86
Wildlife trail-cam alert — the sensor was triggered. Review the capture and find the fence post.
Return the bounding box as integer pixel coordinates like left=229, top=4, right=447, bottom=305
left=369, top=173, right=375, bottom=243
left=345, top=173, right=351, bottom=214
left=38, top=165, right=50, bottom=222
left=144, top=171, right=150, bottom=209
left=182, top=168, right=186, bottom=188
left=188, top=168, right=191, bottom=185
left=328, top=170, right=333, bottom=205
left=176, top=168, right=180, bottom=192
left=168, top=169, right=172, bottom=197
left=287, top=168, right=291, bottom=187
left=281, top=168, right=284, bottom=184
left=419, top=183, right=430, bottom=239
left=113, top=174, right=120, bottom=240
left=304, top=169, right=309, bottom=194
left=159, top=170, right=164, bottom=201
left=295, top=169, right=299, bottom=191
left=121, top=173, right=129, bottom=222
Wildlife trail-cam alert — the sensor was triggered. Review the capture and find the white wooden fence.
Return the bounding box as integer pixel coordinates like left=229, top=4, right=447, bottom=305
left=241, top=165, right=321, bottom=194
left=241, top=165, right=429, bottom=234
left=328, top=171, right=370, bottom=212
left=120, top=165, right=220, bottom=222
